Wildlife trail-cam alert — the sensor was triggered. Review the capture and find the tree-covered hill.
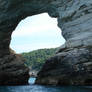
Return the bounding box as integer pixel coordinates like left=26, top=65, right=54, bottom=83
left=22, top=48, right=57, bottom=71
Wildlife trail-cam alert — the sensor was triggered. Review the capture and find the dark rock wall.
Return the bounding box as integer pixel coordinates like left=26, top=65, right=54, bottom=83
left=36, top=0, right=92, bottom=85
left=0, top=52, right=29, bottom=85
left=0, top=0, right=92, bottom=85
left=0, top=0, right=56, bottom=85
left=36, top=47, right=92, bottom=85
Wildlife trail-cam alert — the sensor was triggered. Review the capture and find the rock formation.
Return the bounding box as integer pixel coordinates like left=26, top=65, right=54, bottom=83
left=0, top=50, right=29, bottom=85
left=36, top=0, right=92, bottom=85
left=0, top=0, right=92, bottom=85
left=36, top=47, right=92, bottom=85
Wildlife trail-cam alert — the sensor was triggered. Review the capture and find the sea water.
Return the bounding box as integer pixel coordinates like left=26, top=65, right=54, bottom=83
left=0, top=77, right=92, bottom=92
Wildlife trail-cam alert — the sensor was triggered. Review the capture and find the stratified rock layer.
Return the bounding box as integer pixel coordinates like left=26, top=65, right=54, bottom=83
left=0, top=0, right=92, bottom=85
left=36, top=46, right=92, bottom=85
left=36, top=0, right=92, bottom=85
left=0, top=50, right=29, bottom=85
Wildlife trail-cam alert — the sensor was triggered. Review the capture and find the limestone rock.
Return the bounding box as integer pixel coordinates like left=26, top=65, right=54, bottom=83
left=0, top=0, right=92, bottom=85
left=36, top=0, right=92, bottom=85
left=0, top=50, right=29, bottom=85
left=36, top=47, right=92, bottom=85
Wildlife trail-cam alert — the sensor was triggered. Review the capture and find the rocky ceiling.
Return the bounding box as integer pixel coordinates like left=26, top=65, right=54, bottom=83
left=0, top=0, right=92, bottom=85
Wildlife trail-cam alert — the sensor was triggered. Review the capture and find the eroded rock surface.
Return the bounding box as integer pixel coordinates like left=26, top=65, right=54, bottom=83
left=36, top=47, right=92, bottom=85
left=0, top=51, right=29, bottom=85
left=0, top=0, right=92, bottom=85
left=36, top=0, right=92, bottom=85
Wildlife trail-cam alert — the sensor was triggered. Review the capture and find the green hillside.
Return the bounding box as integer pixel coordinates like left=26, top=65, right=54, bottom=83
left=22, top=48, right=57, bottom=71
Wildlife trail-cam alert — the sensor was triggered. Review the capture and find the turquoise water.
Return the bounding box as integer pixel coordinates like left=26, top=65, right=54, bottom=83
left=0, top=78, right=92, bottom=92
left=28, top=77, right=36, bottom=84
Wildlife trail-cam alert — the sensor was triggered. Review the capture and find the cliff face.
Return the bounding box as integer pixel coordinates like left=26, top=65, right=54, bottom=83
left=0, top=50, right=29, bottom=85
left=36, top=0, right=92, bottom=85
left=0, top=0, right=92, bottom=85
left=36, top=47, right=92, bottom=85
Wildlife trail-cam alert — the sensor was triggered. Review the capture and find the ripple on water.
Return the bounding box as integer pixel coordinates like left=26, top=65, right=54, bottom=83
left=0, top=78, right=92, bottom=92
left=0, top=85, right=92, bottom=92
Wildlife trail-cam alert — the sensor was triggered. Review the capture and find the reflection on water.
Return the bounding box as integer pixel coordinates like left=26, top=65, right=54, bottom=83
left=0, top=85, right=92, bottom=92
left=0, top=78, right=92, bottom=92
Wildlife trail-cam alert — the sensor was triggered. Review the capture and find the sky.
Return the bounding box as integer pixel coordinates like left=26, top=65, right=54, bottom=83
left=10, top=13, right=65, bottom=53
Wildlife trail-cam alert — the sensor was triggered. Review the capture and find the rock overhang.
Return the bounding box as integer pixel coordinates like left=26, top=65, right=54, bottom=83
left=0, top=0, right=92, bottom=85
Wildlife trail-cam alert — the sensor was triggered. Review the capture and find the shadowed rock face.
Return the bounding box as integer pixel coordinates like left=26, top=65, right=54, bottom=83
left=36, top=47, right=92, bottom=85
left=0, top=50, right=29, bottom=85
left=0, top=0, right=92, bottom=85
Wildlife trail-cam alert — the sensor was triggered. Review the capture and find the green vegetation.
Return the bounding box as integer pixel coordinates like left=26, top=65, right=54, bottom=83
left=22, top=48, right=57, bottom=71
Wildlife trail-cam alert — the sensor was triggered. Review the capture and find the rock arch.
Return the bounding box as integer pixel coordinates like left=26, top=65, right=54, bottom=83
left=0, top=0, right=92, bottom=85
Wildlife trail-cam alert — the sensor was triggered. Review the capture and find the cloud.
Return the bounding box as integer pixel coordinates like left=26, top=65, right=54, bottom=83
left=11, top=13, right=60, bottom=37
left=10, top=13, right=65, bottom=53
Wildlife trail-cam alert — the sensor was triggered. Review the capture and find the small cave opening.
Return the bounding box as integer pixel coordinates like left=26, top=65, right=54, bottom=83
left=10, top=13, right=65, bottom=84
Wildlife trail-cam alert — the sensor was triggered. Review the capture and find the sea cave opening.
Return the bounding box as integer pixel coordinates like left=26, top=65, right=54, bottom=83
left=10, top=13, right=65, bottom=84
